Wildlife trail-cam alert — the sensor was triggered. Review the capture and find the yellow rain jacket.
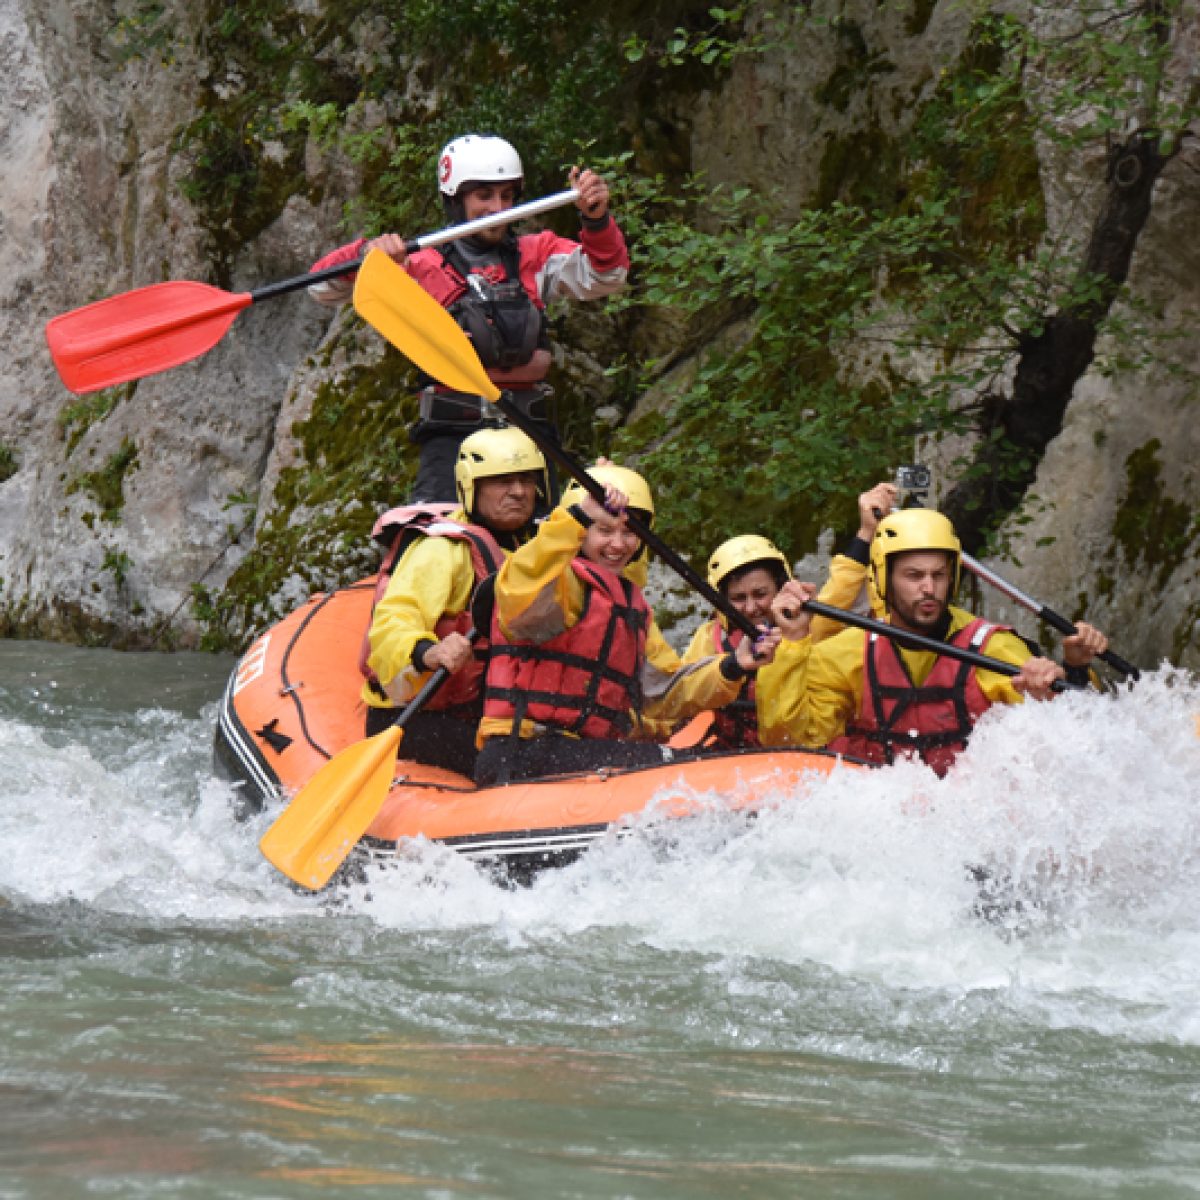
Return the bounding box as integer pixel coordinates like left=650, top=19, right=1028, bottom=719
left=364, top=507, right=505, bottom=708
left=680, top=551, right=879, bottom=665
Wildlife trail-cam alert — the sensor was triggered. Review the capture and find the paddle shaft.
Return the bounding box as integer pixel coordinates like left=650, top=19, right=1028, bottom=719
left=251, top=189, right=580, bottom=303
left=961, top=552, right=1139, bottom=679
left=490, top=393, right=762, bottom=643
left=800, top=598, right=1070, bottom=686
left=394, top=629, right=479, bottom=725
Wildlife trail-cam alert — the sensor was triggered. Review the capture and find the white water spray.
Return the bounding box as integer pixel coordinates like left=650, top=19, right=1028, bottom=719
left=4, top=664, right=1200, bottom=1042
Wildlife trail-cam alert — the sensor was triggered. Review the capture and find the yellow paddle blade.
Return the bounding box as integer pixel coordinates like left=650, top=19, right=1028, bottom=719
left=353, top=249, right=501, bottom=401
left=258, top=725, right=403, bottom=891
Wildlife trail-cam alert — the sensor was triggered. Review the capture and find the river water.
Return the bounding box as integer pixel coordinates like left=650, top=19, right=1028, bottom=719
left=2, top=638, right=1200, bottom=1198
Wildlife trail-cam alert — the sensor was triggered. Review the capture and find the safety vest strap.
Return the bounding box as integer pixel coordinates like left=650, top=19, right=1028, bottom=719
left=706, top=620, right=759, bottom=748
left=483, top=683, right=632, bottom=731
left=359, top=510, right=506, bottom=694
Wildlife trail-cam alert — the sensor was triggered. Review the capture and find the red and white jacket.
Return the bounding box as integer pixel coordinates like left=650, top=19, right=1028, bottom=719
left=308, top=222, right=629, bottom=312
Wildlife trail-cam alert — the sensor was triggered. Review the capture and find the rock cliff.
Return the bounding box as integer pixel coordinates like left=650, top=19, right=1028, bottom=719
left=1, top=0, right=1196, bottom=672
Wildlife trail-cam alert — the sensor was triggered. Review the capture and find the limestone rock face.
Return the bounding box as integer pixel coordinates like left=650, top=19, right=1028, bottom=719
left=994, top=188, right=1200, bottom=672
left=661, top=2, right=1200, bottom=672
left=0, top=2, right=337, bottom=647
left=1, top=0, right=1196, bottom=674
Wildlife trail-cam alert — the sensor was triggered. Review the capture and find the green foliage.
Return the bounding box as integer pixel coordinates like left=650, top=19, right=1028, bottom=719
left=1113, top=439, right=1198, bottom=590
left=269, top=0, right=745, bottom=239
left=1029, top=0, right=1193, bottom=151
left=905, top=15, right=1045, bottom=257
left=109, top=2, right=176, bottom=66
left=168, top=0, right=362, bottom=276
left=66, top=439, right=140, bottom=523
left=101, top=548, right=133, bottom=589
left=58, top=389, right=125, bottom=457
left=602, top=2, right=1195, bottom=559
left=604, top=168, right=986, bottom=550
left=0, top=442, right=16, bottom=484
left=622, top=4, right=772, bottom=68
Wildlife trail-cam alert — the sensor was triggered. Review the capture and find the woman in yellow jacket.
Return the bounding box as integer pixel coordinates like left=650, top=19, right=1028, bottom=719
left=475, top=463, right=782, bottom=785
left=679, top=481, right=897, bottom=750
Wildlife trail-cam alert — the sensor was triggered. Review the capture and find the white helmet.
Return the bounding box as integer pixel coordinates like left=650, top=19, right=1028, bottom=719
left=438, top=135, right=523, bottom=198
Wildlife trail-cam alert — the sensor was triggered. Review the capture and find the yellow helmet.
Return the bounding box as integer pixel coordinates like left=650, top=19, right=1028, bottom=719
left=707, top=534, right=791, bottom=591
left=561, top=464, right=655, bottom=526
left=869, top=508, right=961, bottom=607
left=454, top=426, right=548, bottom=514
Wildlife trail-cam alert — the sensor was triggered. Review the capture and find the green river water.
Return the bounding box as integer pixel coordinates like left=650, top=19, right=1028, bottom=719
left=2, top=639, right=1199, bottom=1198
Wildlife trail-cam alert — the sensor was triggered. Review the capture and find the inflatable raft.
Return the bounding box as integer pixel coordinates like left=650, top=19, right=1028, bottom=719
left=214, top=579, right=860, bottom=879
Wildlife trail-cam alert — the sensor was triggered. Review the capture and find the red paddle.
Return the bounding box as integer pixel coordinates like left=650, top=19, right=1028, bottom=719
left=45, top=188, right=579, bottom=395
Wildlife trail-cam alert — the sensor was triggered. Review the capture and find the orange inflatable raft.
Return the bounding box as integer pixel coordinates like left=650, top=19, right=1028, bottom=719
left=215, top=579, right=859, bottom=878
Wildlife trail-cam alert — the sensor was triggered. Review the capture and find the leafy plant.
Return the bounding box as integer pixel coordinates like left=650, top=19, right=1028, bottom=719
left=101, top=548, right=133, bottom=589
left=603, top=2, right=1199, bottom=557
left=66, top=439, right=140, bottom=523
left=109, top=2, right=177, bottom=66
left=58, top=389, right=125, bottom=457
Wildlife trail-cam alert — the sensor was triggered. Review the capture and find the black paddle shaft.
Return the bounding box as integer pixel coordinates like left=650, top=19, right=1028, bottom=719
left=393, top=629, right=480, bottom=729
left=961, top=554, right=1140, bottom=680
left=250, top=257, right=367, bottom=304
left=491, top=394, right=761, bottom=642
left=1035, top=607, right=1140, bottom=681
left=802, top=599, right=1071, bottom=688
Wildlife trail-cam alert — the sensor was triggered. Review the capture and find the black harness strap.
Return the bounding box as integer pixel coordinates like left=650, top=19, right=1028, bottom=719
left=711, top=624, right=757, bottom=744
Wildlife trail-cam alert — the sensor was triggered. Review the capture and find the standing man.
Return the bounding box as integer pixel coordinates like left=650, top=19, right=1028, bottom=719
left=758, top=508, right=1110, bottom=775
left=309, top=134, right=629, bottom=501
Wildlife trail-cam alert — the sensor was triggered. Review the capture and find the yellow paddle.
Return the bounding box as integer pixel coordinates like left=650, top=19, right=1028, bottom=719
left=259, top=634, right=477, bottom=890
left=350, top=251, right=772, bottom=643
left=259, top=724, right=404, bottom=890
left=354, top=249, right=505, bottom=401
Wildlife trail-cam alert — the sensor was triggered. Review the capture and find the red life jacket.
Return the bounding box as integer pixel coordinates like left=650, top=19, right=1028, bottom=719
left=483, top=559, right=651, bottom=740
left=827, top=617, right=1006, bottom=776
left=360, top=504, right=505, bottom=714
left=704, top=622, right=760, bottom=750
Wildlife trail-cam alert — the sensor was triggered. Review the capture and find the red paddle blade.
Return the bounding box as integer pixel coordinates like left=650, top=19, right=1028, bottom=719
left=45, top=281, right=254, bottom=394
